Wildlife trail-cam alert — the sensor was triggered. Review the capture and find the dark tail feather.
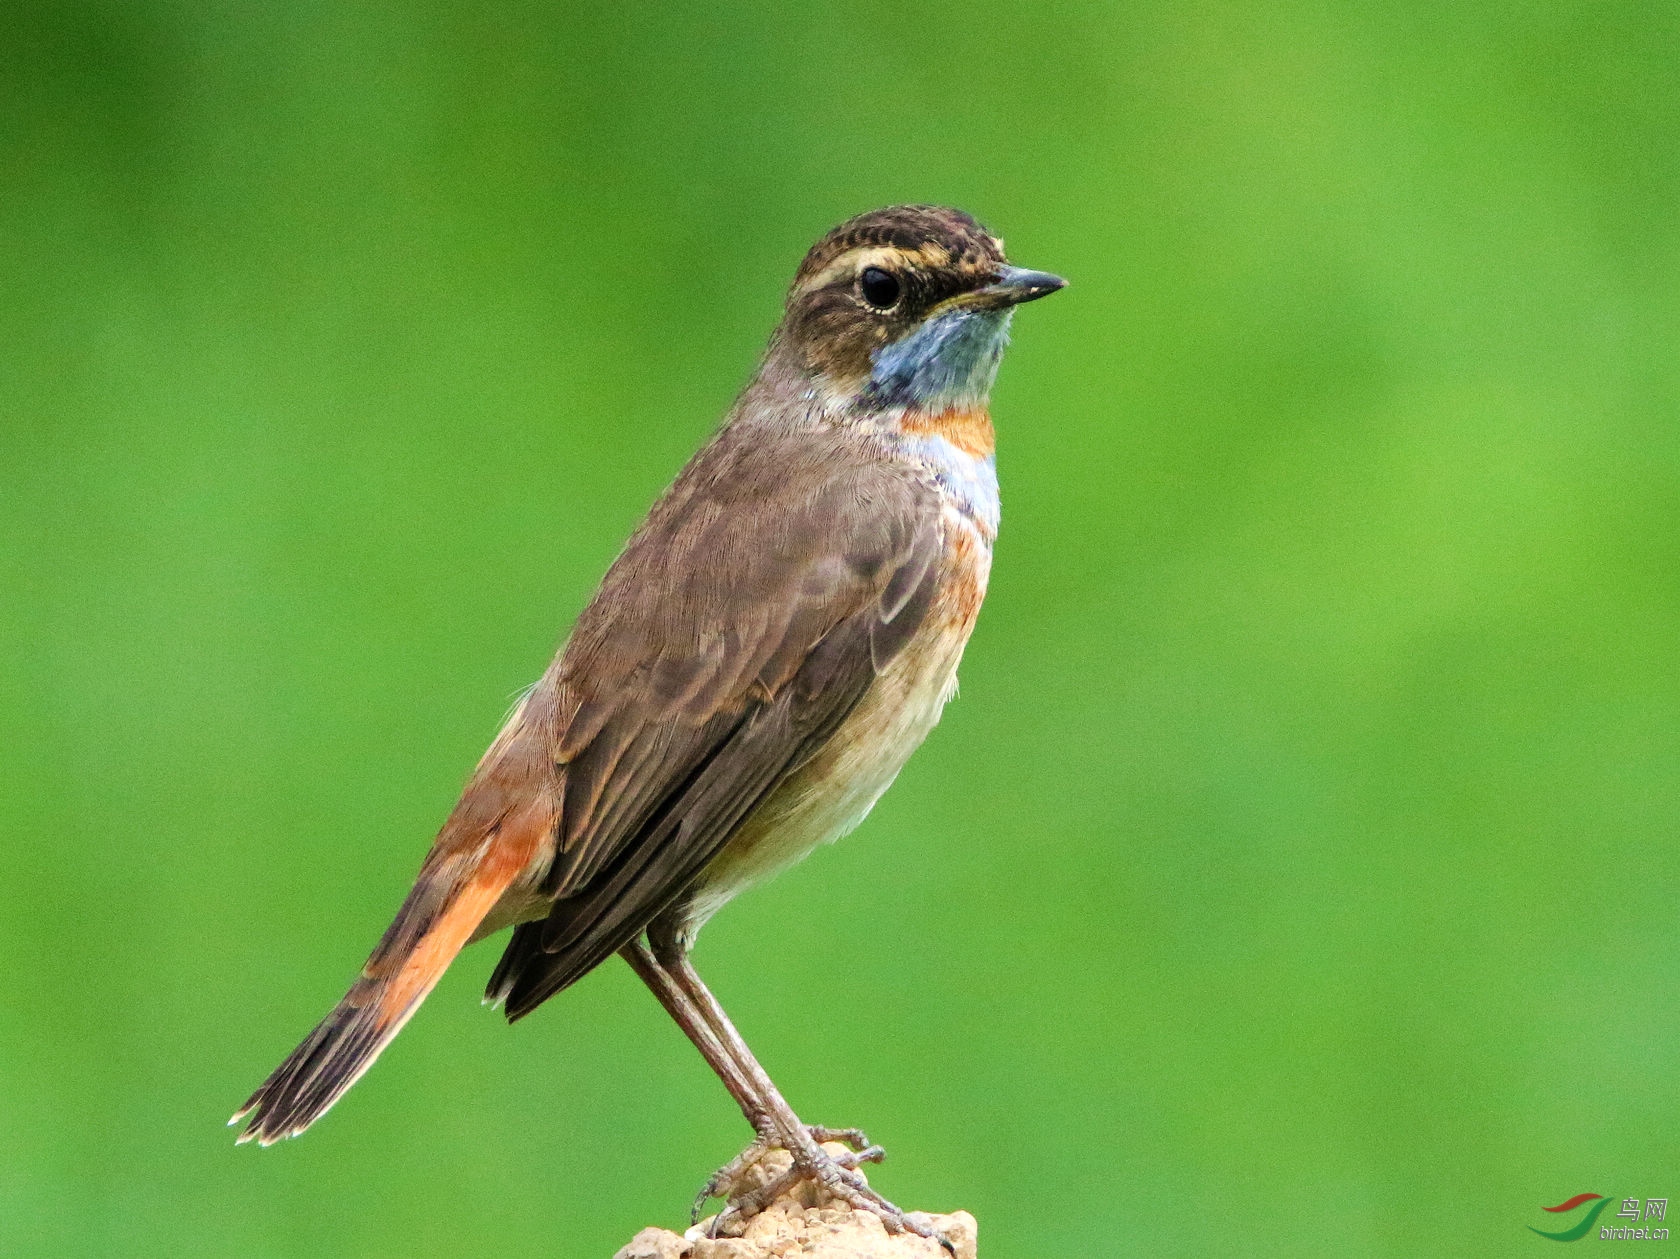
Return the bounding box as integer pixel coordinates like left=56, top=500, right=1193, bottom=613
left=230, top=978, right=406, bottom=1145
left=233, top=849, right=523, bottom=1144
left=483, top=920, right=544, bottom=1013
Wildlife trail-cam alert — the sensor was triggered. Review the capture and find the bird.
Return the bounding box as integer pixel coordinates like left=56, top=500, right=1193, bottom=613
left=233, top=204, right=1064, bottom=1244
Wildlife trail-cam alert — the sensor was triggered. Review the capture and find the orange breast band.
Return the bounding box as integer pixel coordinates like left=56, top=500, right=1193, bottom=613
left=898, top=406, right=996, bottom=459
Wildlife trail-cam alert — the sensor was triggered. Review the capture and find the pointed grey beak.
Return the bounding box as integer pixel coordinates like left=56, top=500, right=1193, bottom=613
left=966, top=265, right=1069, bottom=310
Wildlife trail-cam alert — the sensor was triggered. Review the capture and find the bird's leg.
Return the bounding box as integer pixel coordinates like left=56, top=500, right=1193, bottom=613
left=621, top=939, right=769, bottom=1136
left=647, top=932, right=950, bottom=1253
left=622, top=937, right=879, bottom=1223
left=620, top=939, right=789, bottom=1221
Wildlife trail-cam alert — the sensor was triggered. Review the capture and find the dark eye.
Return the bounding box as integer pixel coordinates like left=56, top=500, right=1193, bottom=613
left=859, top=266, right=901, bottom=310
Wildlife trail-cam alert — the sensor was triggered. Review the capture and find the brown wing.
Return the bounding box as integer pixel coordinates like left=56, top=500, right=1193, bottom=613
left=486, top=422, right=944, bottom=1020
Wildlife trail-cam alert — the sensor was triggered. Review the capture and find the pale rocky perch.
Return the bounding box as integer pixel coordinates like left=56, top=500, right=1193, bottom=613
left=612, top=1147, right=978, bottom=1259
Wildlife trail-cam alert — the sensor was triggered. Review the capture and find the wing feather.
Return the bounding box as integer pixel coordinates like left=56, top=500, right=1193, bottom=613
left=488, top=425, right=946, bottom=1017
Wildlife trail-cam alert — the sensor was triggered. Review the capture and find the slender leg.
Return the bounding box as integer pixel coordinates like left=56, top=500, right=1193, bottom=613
left=646, top=929, right=952, bottom=1254
left=619, top=939, right=766, bottom=1131
left=621, top=937, right=880, bottom=1223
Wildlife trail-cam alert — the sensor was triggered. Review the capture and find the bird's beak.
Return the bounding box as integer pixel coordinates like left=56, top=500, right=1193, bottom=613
left=961, top=265, right=1069, bottom=311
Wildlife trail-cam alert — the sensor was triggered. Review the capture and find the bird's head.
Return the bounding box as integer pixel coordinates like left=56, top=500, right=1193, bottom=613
left=770, top=205, right=1065, bottom=412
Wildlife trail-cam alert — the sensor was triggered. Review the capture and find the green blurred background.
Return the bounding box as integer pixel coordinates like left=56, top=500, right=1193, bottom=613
left=3, top=2, right=1676, bottom=1254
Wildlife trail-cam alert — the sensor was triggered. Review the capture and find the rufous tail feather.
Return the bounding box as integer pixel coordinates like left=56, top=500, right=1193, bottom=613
left=232, top=799, right=549, bottom=1145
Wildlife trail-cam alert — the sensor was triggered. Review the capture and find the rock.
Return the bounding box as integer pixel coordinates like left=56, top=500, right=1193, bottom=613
left=610, top=1145, right=977, bottom=1259
left=613, top=1227, right=693, bottom=1259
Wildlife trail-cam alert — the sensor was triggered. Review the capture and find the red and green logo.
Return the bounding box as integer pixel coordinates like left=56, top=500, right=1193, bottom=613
left=1528, top=1194, right=1611, bottom=1241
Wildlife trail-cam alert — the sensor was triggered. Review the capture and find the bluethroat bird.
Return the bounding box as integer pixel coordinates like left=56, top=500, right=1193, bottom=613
left=234, top=205, right=1064, bottom=1245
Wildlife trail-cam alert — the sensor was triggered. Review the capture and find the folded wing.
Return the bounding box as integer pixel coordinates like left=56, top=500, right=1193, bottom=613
left=489, top=425, right=944, bottom=1018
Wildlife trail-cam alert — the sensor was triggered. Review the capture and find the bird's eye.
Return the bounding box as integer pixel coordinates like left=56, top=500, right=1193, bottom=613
left=859, top=266, right=901, bottom=310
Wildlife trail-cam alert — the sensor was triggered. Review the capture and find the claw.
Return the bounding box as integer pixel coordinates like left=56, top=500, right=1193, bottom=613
left=692, top=1140, right=774, bottom=1224
left=806, top=1124, right=872, bottom=1152
left=694, top=1123, right=886, bottom=1222
left=699, top=1132, right=944, bottom=1250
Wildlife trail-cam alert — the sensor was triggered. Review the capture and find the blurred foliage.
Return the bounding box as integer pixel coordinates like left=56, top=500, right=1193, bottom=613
left=2, top=1, right=1677, bottom=1255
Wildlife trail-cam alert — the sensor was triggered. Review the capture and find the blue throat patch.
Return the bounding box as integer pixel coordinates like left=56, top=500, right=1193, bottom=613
left=862, top=307, right=1014, bottom=411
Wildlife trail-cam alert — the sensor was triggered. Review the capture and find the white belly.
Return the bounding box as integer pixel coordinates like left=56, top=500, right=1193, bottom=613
left=676, top=513, right=990, bottom=936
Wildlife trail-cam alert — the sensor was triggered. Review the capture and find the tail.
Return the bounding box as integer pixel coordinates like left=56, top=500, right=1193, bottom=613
left=232, top=792, right=553, bottom=1145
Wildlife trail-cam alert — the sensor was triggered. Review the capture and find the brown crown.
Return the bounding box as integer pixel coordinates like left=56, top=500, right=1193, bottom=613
left=792, top=205, right=1005, bottom=289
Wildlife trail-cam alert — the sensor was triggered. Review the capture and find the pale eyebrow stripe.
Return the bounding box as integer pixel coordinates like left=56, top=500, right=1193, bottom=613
left=794, top=243, right=954, bottom=295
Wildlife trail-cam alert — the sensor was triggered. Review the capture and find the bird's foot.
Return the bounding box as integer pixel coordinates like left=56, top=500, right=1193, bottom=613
left=698, top=1133, right=952, bottom=1255
left=692, top=1126, right=878, bottom=1223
